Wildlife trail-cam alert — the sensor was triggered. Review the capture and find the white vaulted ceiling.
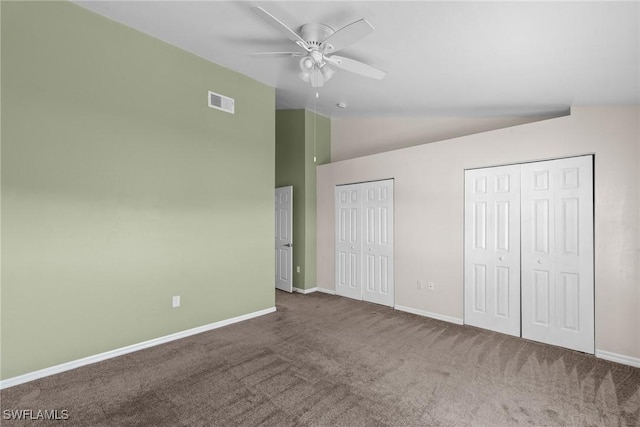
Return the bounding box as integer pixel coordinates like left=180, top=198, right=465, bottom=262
left=75, top=1, right=639, bottom=118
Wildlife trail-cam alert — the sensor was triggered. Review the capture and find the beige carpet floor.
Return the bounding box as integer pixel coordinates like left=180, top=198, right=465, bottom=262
left=1, top=291, right=639, bottom=426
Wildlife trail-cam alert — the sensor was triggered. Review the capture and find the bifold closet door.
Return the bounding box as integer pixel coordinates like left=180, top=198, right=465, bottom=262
left=335, top=184, right=363, bottom=301
left=464, top=156, right=594, bottom=353
left=361, top=181, right=394, bottom=307
left=464, top=165, right=522, bottom=336
left=335, top=180, right=394, bottom=307
left=521, top=156, right=594, bottom=353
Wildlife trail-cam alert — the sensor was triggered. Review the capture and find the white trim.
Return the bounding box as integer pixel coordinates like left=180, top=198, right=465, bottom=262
left=316, top=287, right=336, bottom=295
left=0, top=306, right=276, bottom=390
left=596, top=349, right=640, bottom=368
left=394, top=305, right=464, bottom=325
left=293, top=287, right=318, bottom=294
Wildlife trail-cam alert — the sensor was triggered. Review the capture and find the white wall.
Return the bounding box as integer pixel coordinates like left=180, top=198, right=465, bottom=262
left=331, top=114, right=564, bottom=162
left=317, top=106, right=639, bottom=361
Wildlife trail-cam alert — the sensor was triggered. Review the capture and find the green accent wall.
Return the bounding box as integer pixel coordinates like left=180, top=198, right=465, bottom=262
left=1, top=1, right=275, bottom=379
left=275, top=110, right=306, bottom=289
left=275, top=110, right=330, bottom=290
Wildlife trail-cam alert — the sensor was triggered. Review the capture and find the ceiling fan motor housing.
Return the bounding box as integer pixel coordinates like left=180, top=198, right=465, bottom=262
left=300, top=23, right=334, bottom=48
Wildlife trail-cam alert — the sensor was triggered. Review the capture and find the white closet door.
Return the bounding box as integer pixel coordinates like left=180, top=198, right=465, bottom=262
left=335, top=180, right=394, bottom=307
left=362, top=180, right=394, bottom=307
left=464, top=166, right=522, bottom=336
left=521, top=156, right=594, bottom=353
left=335, top=184, right=362, bottom=300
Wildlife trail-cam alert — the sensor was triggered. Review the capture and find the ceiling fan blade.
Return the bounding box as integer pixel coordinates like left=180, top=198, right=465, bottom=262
left=249, top=52, right=306, bottom=58
left=321, top=19, right=374, bottom=53
left=325, top=55, right=386, bottom=79
left=251, top=7, right=310, bottom=51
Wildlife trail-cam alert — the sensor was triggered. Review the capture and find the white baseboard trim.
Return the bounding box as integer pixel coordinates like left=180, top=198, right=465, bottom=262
left=293, top=287, right=318, bottom=294
left=0, top=306, right=277, bottom=390
left=292, top=286, right=337, bottom=296
left=596, top=349, right=640, bottom=368
left=394, top=304, right=464, bottom=325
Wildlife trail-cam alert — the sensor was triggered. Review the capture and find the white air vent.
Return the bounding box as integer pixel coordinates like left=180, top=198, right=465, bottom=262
left=208, top=91, right=235, bottom=114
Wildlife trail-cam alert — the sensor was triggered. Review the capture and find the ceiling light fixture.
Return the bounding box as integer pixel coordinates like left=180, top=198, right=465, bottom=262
left=320, top=64, right=335, bottom=81
left=298, top=53, right=335, bottom=88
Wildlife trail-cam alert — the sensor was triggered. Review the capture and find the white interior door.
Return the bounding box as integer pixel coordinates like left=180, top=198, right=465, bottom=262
left=275, top=186, right=293, bottom=293
left=335, top=184, right=362, bottom=300
left=335, top=180, right=394, bottom=307
left=521, top=156, right=594, bottom=353
left=464, top=166, right=521, bottom=336
left=362, top=180, right=394, bottom=307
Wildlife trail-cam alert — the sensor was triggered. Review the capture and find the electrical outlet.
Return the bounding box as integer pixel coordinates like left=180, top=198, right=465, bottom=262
left=296, top=266, right=301, bottom=273
left=417, top=280, right=423, bottom=290
left=427, top=282, right=435, bottom=291
left=172, top=295, right=180, bottom=308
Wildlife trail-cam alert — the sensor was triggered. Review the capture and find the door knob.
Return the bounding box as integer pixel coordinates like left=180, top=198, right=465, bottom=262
left=284, top=243, right=292, bottom=247
left=498, top=256, right=504, bottom=261
left=537, top=259, right=542, bottom=264
left=369, top=248, right=374, bottom=251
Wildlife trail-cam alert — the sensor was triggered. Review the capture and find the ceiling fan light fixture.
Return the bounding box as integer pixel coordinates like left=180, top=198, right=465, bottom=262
left=320, top=64, right=335, bottom=81
left=298, top=70, right=311, bottom=82
left=299, top=55, right=334, bottom=87
left=298, top=56, right=315, bottom=85
left=300, top=56, right=314, bottom=71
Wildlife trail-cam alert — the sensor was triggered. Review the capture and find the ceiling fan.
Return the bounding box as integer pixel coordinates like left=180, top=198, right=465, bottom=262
left=250, top=7, right=386, bottom=88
